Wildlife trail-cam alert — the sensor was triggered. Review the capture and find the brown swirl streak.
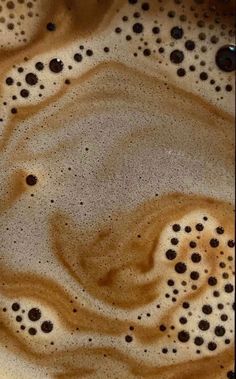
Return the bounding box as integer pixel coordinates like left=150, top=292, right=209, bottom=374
left=0, top=169, right=27, bottom=215
left=0, top=61, right=233, bottom=155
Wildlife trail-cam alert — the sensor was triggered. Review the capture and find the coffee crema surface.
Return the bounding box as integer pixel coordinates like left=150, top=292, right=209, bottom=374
left=0, top=0, right=235, bottom=378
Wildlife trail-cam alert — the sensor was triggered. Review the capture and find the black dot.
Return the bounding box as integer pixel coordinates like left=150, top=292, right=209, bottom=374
left=20, top=89, right=29, bottom=98
left=225, top=283, right=234, bottom=293
left=104, top=47, right=110, bottom=53
left=46, top=22, right=56, bottom=31
left=228, top=240, right=235, bottom=248
left=143, top=49, right=151, bottom=56
left=195, top=223, right=204, bottom=231
left=175, top=262, right=187, bottom=274
left=215, top=45, right=236, bottom=72
left=190, top=271, right=200, bottom=280
left=177, top=68, right=186, bottom=77
left=168, top=279, right=175, bottom=286
left=189, top=241, right=197, bottom=248
left=12, top=303, right=20, bottom=311
left=216, top=227, right=224, bottom=235
left=178, top=330, right=190, bottom=342
left=185, top=226, right=191, bottom=233
left=16, top=315, right=22, bottom=322
left=41, top=321, right=53, bottom=333
left=182, top=302, right=189, bottom=309
left=49, top=58, right=64, bottom=73
left=25, top=73, right=38, bottom=86
left=6, top=77, right=14, bottom=85
left=227, top=371, right=235, bottom=379
left=74, top=53, right=83, bottom=62
left=170, top=50, right=184, bottom=64
left=171, top=238, right=179, bottom=245
left=166, top=249, right=177, bottom=260
left=172, top=224, right=181, bottom=232
left=210, top=239, right=219, bottom=248
left=129, top=0, right=137, bottom=4
left=125, top=335, right=133, bottom=343
left=213, top=291, right=220, bottom=297
left=189, top=65, right=196, bottom=71
left=141, top=2, right=150, bottom=11
left=198, top=320, right=210, bottom=331
left=171, top=26, right=184, bottom=39
left=202, top=305, right=212, bottom=315
left=208, top=342, right=217, bottom=351
left=35, top=62, right=44, bottom=71
left=133, top=23, right=143, bottom=33
left=159, top=325, right=166, bottom=332
left=28, top=308, right=41, bottom=321
left=28, top=327, right=37, bottom=336
left=115, top=27, right=122, bottom=33
left=217, top=303, right=224, bottom=310
left=194, top=336, right=204, bottom=346
left=86, top=50, right=93, bottom=57
left=208, top=276, right=217, bottom=286
left=152, top=26, right=160, bottom=34
left=185, top=40, right=195, bottom=51
left=226, top=85, right=232, bottom=92
left=26, top=174, right=37, bottom=186
left=191, top=253, right=202, bottom=263
left=214, top=325, right=225, bottom=337
left=200, top=72, right=208, bottom=81
left=179, top=317, right=187, bottom=324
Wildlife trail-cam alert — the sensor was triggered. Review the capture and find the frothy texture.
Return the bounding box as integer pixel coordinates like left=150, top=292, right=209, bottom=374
left=0, top=1, right=235, bottom=378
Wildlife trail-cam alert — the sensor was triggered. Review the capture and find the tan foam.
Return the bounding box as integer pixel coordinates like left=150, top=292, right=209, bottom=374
left=0, top=0, right=235, bottom=378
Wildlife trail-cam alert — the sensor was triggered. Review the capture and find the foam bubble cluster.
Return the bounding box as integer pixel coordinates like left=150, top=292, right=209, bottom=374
left=0, top=1, right=235, bottom=378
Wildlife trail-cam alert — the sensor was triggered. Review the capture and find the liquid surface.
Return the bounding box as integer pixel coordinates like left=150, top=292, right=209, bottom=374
left=0, top=1, right=235, bottom=378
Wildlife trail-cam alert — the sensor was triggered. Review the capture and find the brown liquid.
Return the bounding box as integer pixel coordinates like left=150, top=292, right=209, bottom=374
left=0, top=1, right=235, bottom=378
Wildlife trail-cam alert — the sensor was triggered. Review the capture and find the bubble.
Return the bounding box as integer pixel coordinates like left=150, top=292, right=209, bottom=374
left=12, top=303, right=20, bottom=311
left=170, top=50, right=184, bottom=64
left=198, top=320, right=210, bottom=331
left=216, top=226, right=224, bottom=234
left=26, top=174, right=38, bottom=186
left=28, top=327, right=37, bottom=336
left=175, top=262, right=187, bottom=274
left=171, top=238, right=179, bottom=245
left=6, top=77, right=14, bottom=85
left=177, top=68, right=186, bottom=77
left=25, top=73, right=38, bottom=86
left=46, top=22, right=56, bottom=31
left=210, top=238, right=219, bottom=248
left=172, top=224, right=181, bottom=232
left=191, top=253, right=202, bottom=263
left=49, top=58, right=64, bottom=73
left=171, top=26, right=184, bottom=39
left=133, top=23, right=143, bottom=33
left=194, top=336, right=204, bottom=346
left=35, top=62, right=44, bottom=71
left=185, top=40, right=196, bottom=51
left=41, top=321, right=53, bottom=333
left=208, top=342, right=217, bottom=351
left=185, top=226, right=192, bottom=233
left=125, top=335, right=133, bottom=343
left=28, top=308, right=41, bottom=321
left=215, top=325, right=226, bottom=337
left=208, top=276, right=217, bottom=286
left=202, top=305, right=212, bottom=314
left=152, top=26, right=160, bottom=34
left=215, top=45, right=236, bottom=72
left=178, top=330, right=190, bottom=342
left=166, top=249, right=177, bottom=260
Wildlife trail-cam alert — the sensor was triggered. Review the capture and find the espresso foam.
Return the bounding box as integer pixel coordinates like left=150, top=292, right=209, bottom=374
left=0, top=0, right=235, bottom=378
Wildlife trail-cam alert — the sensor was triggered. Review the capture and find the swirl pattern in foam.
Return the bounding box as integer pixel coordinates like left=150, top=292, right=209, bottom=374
left=0, top=0, right=235, bottom=378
